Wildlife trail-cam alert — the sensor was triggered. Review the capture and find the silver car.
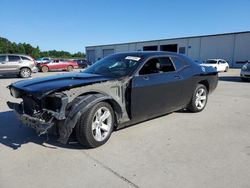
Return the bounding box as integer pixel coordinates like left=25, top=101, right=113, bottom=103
left=240, top=61, right=250, bottom=81
left=0, top=54, right=37, bottom=78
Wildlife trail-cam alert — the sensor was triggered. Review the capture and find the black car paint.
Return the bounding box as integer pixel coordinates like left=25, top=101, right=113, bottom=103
left=7, top=51, right=218, bottom=144
left=10, top=73, right=114, bottom=98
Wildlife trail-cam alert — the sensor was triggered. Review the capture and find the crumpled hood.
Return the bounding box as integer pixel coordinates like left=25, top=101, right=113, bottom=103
left=9, top=72, right=114, bottom=97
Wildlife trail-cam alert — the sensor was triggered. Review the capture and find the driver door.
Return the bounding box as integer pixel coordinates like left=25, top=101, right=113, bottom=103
left=130, top=57, right=183, bottom=121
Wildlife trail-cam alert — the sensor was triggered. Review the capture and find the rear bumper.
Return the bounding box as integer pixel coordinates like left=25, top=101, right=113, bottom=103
left=32, top=66, right=38, bottom=73
left=7, top=101, right=54, bottom=135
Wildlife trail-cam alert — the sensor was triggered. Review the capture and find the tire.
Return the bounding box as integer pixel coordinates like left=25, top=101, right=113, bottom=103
left=241, top=77, right=247, bottom=82
left=187, top=84, right=208, bottom=113
left=75, top=102, right=114, bottom=148
left=19, top=68, right=31, bottom=78
left=41, top=66, right=49, bottom=73
left=225, top=66, right=229, bottom=72
left=67, top=65, right=74, bottom=72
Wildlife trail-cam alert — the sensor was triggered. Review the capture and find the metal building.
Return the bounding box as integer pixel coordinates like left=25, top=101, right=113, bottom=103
left=85, top=31, right=250, bottom=68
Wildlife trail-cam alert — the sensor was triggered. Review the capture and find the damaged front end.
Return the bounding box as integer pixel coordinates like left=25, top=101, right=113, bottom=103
left=7, top=88, right=68, bottom=138
left=7, top=76, right=131, bottom=144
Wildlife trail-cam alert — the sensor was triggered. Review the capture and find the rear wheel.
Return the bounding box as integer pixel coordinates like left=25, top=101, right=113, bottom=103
left=75, top=102, right=114, bottom=148
left=19, top=68, right=31, bottom=78
left=41, top=66, right=49, bottom=73
left=187, top=84, right=208, bottom=112
left=67, top=65, right=74, bottom=72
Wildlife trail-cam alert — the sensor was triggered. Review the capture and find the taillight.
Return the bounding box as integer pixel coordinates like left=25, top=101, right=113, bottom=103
left=34, top=59, right=37, bottom=66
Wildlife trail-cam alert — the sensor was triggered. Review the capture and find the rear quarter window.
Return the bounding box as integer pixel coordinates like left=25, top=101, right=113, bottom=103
left=171, top=56, right=188, bottom=70
left=21, top=56, right=31, bottom=61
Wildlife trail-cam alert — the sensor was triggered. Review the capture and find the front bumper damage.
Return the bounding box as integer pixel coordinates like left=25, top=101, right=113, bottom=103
left=7, top=101, right=55, bottom=135
left=6, top=90, right=71, bottom=143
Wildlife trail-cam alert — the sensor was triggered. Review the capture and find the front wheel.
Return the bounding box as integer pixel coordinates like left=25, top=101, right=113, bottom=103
left=75, top=102, right=114, bottom=148
left=187, top=84, right=208, bottom=112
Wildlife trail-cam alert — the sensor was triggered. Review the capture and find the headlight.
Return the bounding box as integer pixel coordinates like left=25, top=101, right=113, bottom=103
left=242, top=65, right=247, bottom=71
left=10, top=87, right=21, bottom=98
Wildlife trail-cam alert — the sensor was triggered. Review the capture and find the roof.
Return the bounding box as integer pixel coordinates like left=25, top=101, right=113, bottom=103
left=0, top=54, right=31, bottom=57
left=86, top=31, right=250, bottom=48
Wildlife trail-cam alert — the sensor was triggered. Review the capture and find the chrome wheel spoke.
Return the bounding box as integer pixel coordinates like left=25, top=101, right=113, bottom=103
left=95, top=128, right=102, bottom=141
left=92, top=122, right=98, bottom=130
left=195, top=100, right=199, bottom=106
left=100, top=111, right=110, bottom=121
left=100, top=123, right=109, bottom=132
left=91, top=106, right=112, bottom=142
left=195, top=88, right=207, bottom=110
left=96, top=109, right=102, bottom=120
left=200, top=96, right=206, bottom=100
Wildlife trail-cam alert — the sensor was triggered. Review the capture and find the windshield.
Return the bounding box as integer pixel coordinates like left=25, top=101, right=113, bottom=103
left=206, top=60, right=217, bottom=64
left=84, top=54, right=143, bottom=77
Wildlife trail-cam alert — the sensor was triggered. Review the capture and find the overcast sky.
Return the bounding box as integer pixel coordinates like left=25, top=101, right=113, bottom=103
left=1, top=0, right=250, bottom=53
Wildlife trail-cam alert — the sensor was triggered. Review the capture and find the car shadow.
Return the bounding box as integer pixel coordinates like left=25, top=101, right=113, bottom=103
left=219, top=76, right=243, bottom=83
left=0, top=110, right=85, bottom=150
left=0, top=75, right=21, bottom=79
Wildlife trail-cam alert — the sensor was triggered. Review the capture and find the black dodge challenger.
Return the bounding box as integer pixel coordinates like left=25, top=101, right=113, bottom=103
left=7, top=52, right=218, bottom=148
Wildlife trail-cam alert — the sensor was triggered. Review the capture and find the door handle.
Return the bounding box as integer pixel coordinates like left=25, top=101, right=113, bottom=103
left=143, top=76, right=149, bottom=80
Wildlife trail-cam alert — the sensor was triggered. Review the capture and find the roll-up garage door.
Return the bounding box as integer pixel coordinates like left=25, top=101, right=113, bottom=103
left=86, top=50, right=96, bottom=63
left=103, top=49, right=114, bottom=57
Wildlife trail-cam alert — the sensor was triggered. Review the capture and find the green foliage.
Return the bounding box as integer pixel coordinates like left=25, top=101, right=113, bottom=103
left=0, top=37, right=85, bottom=59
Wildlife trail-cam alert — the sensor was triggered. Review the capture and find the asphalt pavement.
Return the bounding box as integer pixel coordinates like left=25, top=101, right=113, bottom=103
left=0, top=69, right=250, bottom=188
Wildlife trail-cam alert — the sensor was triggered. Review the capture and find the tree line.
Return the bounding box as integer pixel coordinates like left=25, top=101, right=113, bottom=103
left=0, top=37, right=85, bottom=59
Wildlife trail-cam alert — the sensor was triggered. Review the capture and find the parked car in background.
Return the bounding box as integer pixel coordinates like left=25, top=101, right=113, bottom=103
left=0, top=54, right=37, bottom=78
left=202, top=59, right=229, bottom=72
left=240, top=61, right=250, bottom=81
left=37, top=59, right=78, bottom=72
left=75, top=59, right=92, bottom=69
left=7, top=51, right=218, bottom=148
left=36, top=57, right=52, bottom=64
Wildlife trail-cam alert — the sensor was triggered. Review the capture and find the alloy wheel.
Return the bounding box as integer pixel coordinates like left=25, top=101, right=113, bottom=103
left=195, top=88, right=207, bottom=110
left=91, top=107, right=112, bottom=142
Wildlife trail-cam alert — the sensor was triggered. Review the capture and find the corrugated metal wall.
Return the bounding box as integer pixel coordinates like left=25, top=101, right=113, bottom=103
left=86, top=32, right=250, bottom=68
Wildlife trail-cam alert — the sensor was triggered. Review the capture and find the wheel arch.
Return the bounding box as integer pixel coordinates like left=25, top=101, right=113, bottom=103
left=19, top=66, right=31, bottom=72
left=198, top=80, right=209, bottom=93
left=58, top=92, right=123, bottom=144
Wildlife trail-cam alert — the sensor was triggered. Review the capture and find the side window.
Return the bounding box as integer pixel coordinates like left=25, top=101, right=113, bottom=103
left=221, top=60, right=226, bottom=64
left=8, top=55, right=21, bottom=62
left=139, top=58, right=161, bottom=75
left=0, top=55, right=6, bottom=62
left=171, top=56, right=187, bottom=70
left=139, top=57, right=175, bottom=75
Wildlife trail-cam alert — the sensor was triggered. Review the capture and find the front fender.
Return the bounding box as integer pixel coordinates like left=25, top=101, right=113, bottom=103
left=58, top=93, right=114, bottom=144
